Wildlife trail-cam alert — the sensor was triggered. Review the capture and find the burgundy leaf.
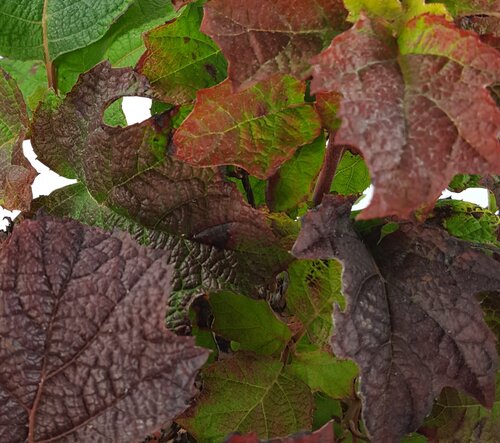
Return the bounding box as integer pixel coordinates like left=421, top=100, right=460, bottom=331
left=0, top=217, right=208, bottom=442
left=293, top=195, right=499, bottom=442
left=225, top=421, right=335, bottom=442
left=201, top=0, right=348, bottom=90
left=311, top=15, right=500, bottom=219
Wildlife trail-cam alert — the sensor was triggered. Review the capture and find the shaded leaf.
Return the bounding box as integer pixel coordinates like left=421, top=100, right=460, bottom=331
left=136, top=2, right=227, bottom=104
left=174, top=75, right=322, bottom=179
left=57, top=0, right=179, bottom=94
left=201, top=0, right=348, bottom=90
left=0, top=68, right=35, bottom=211
left=177, top=353, right=314, bottom=442
left=288, top=342, right=358, bottom=399
left=311, top=15, right=500, bottom=219
left=0, top=0, right=134, bottom=61
left=481, top=175, right=500, bottom=208
left=285, top=259, right=343, bottom=349
left=331, top=151, right=370, bottom=196
left=0, top=216, right=208, bottom=442
left=293, top=195, right=500, bottom=442
left=209, top=291, right=292, bottom=356
left=224, top=421, right=335, bottom=443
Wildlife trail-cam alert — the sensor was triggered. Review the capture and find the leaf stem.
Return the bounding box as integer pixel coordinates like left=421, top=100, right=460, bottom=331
left=42, top=0, right=58, bottom=92
left=312, top=132, right=344, bottom=206
left=265, top=170, right=280, bottom=211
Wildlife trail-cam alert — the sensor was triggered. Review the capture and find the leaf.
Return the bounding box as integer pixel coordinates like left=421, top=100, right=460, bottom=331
left=293, top=195, right=500, bottom=442
left=288, top=342, right=358, bottom=399
left=31, top=62, right=280, bottom=251
left=0, top=216, right=208, bottom=442
left=57, top=0, right=179, bottom=94
left=224, top=421, right=335, bottom=443
left=420, top=372, right=500, bottom=442
left=177, top=353, right=314, bottom=442
left=285, top=259, right=344, bottom=349
left=0, top=0, right=134, bottom=62
left=201, top=0, right=348, bottom=91
left=31, top=183, right=290, bottom=335
left=311, top=15, right=500, bottom=219
left=0, top=68, right=35, bottom=211
left=173, top=75, right=322, bottom=179
left=331, top=151, right=370, bottom=196
left=136, top=2, right=227, bottom=104
left=209, top=291, right=292, bottom=356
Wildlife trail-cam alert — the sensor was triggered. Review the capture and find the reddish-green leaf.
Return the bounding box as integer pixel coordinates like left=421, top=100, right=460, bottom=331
left=173, top=75, right=322, bottom=179
left=201, top=0, right=348, bottom=90
left=0, top=217, right=208, bottom=442
left=0, top=68, right=35, bottom=211
left=311, top=15, right=500, bottom=219
left=293, top=195, right=499, bottom=442
left=136, top=3, right=227, bottom=104
left=225, top=421, right=335, bottom=442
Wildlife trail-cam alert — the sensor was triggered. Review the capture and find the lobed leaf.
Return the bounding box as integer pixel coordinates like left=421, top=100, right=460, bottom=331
left=201, top=0, right=348, bottom=90
left=311, top=15, right=500, bottom=219
left=293, top=195, right=500, bottom=442
left=177, top=353, right=314, bottom=442
left=173, top=75, right=322, bottom=179
left=0, top=216, right=208, bottom=442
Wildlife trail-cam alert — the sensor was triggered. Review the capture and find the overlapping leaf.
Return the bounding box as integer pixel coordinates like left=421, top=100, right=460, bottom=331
left=173, top=75, right=322, bottom=179
left=0, top=216, right=208, bottom=442
left=177, top=353, right=314, bottom=442
left=438, top=0, right=500, bottom=37
left=136, top=2, right=227, bottom=104
left=311, top=15, right=500, bottom=219
left=293, top=195, right=500, bottom=442
left=201, top=0, right=348, bottom=90
left=0, top=68, right=35, bottom=211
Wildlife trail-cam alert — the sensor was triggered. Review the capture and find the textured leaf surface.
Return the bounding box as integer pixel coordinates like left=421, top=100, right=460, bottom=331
left=331, top=151, right=370, bottom=196
left=224, top=421, right=335, bottom=443
left=0, top=68, right=35, bottom=211
left=174, top=76, right=321, bottom=179
left=31, top=183, right=289, bottom=335
left=0, top=217, right=208, bottom=442
left=285, top=259, right=343, bottom=349
left=311, top=15, right=500, bottom=219
left=56, top=0, right=179, bottom=94
left=209, top=291, right=292, bottom=356
left=178, top=353, right=314, bottom=442
left=31, top=62, right=279, bottom=251
left=0, top=0, right=133, bottom=61
left=137, top=3, right=227, bottom=104
left=293, top=195, right=500, bottom=442
left=201, top=0, right=348, bottom=90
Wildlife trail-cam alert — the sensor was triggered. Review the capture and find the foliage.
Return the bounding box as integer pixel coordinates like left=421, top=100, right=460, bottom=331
left=0, top=1, right=499, bottom=442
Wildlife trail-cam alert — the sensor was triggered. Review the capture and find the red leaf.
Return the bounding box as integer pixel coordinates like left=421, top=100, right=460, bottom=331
left=0, top=217, right=208, bottom=442
left=201, top=0, right=348, bottom=90
left=293, top=195, right=500, bottom=442
left=173, top=76, right=321, bottom=179
left=311, top=15, right=500, bottom=219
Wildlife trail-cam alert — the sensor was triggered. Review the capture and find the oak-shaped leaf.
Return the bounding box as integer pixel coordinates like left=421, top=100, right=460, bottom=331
left=224, top=421, right=335, bottom=443
left=292, top=195, right=500, bottom=442
left=201, top=0, right=348, bottom=91
left=136, top=3, right=227, bottom=104
left=311, top=14, right=500, bottom=219
left=173, top=75, right=322, bottom=179
left=0, top=67, right=36, bottom=211
left=177, top=353, right=314, bottom=442
left=31, top=62, right=278, bottom=251
left=0, top=216, right=209, bottom=442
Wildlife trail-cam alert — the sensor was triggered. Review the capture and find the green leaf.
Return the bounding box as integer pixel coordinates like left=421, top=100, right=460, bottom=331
left=448, top=173, right=482, bottom=192
left=285, top=259, right=344, bottom=348
left=331, top=151, right=371, bottom=196
left=209, top=291, right=292, bottom=356
left=56, top=0, right=178, bottom=94
left=103, top=98, right=127, bottom=127
left=379, top=221, right=400, bottom=243
left=136, top=2, right=227, bottom=104
left=174, top=75, right=322, bottom=179
left=0, top=0, right=134, bottom=61
left=312, top=392, right=343, bottom=430
left=288, top=342, right=358, bottom=399
left=177, top=353, right=314, bottom=442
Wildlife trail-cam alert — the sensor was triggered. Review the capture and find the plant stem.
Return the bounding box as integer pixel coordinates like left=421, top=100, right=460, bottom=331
left=265, top=170, right=280, bottom=211
left=46, top=60, right=58, bottom=92
left=240, top=169, right=255, bottom=208
left=312, top=131, right=344, bottom=206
